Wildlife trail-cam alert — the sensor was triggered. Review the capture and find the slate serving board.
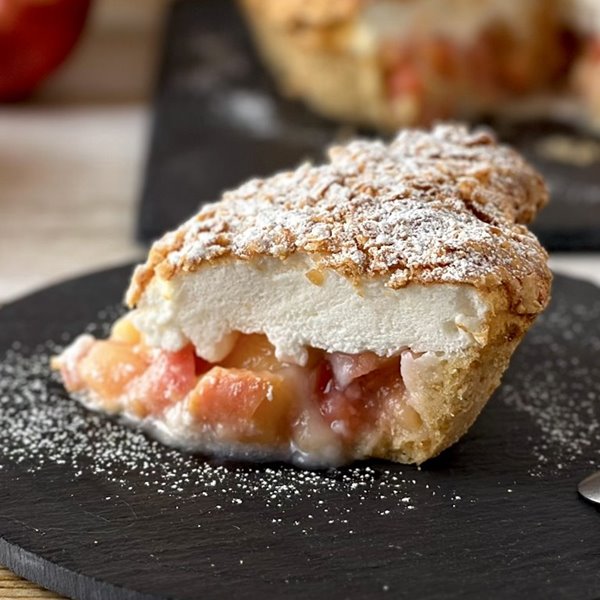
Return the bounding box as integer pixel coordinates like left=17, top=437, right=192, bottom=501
left=1, top=266, right=600, bottom=600
left=138, top=0, right=600, bottom=250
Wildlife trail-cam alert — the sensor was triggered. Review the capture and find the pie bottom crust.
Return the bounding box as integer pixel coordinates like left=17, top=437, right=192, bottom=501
left=376, top=307, right=531, bottom=464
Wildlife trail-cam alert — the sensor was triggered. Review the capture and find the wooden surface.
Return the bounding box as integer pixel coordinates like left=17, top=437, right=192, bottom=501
left=0, top=569, right=62, bottom=599
left=0, top=0, right=599, bottom=597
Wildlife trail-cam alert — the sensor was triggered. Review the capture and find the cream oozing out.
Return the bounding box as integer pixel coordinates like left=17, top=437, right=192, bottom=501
left=130, top=256, right=489, bottom=366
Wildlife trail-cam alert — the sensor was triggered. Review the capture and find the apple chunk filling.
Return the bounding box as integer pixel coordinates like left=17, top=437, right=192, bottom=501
left=54, top=317, right=423, bottom=463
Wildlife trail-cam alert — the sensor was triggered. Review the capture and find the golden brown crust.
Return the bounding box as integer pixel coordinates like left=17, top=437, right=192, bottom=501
left=375, top=290, right=532, bottom=463
left=127, top=125, right=550, bottom=320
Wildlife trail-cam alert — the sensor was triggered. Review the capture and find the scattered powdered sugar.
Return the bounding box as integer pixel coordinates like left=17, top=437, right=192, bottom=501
left=501, top=292, right=600, bottom=477
left=1, top=286, right=599, bottom=523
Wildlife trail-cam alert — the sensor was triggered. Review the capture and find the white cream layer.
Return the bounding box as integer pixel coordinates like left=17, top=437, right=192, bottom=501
left=131, top=256, right=489, bottom=366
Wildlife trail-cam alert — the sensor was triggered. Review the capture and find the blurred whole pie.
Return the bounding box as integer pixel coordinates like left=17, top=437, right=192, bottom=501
left=239, top=0, right=600, bottom=129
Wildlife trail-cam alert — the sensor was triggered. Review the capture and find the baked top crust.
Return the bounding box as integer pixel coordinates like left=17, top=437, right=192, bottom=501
left=127, top=125, right=551, bottom=315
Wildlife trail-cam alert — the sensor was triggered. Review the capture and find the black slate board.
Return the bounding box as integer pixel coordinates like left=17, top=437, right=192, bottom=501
left=1, top=266, right=600, bottom=600
left=138, top=0, right=600, bottom=251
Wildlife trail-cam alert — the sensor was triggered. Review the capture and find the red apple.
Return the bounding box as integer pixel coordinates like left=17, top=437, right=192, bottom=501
left=0, top=0, right=92, bottom=101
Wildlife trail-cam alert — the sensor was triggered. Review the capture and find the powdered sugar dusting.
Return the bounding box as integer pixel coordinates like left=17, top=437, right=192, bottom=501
left=128, top=125, right=550, bottom=312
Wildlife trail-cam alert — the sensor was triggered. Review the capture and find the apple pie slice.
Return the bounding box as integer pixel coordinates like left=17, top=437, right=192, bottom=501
left=53, top=124, right=551, bottom=466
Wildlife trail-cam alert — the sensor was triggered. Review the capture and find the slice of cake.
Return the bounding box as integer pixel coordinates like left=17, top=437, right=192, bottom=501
left=53, top=125, right=551, bottom=467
